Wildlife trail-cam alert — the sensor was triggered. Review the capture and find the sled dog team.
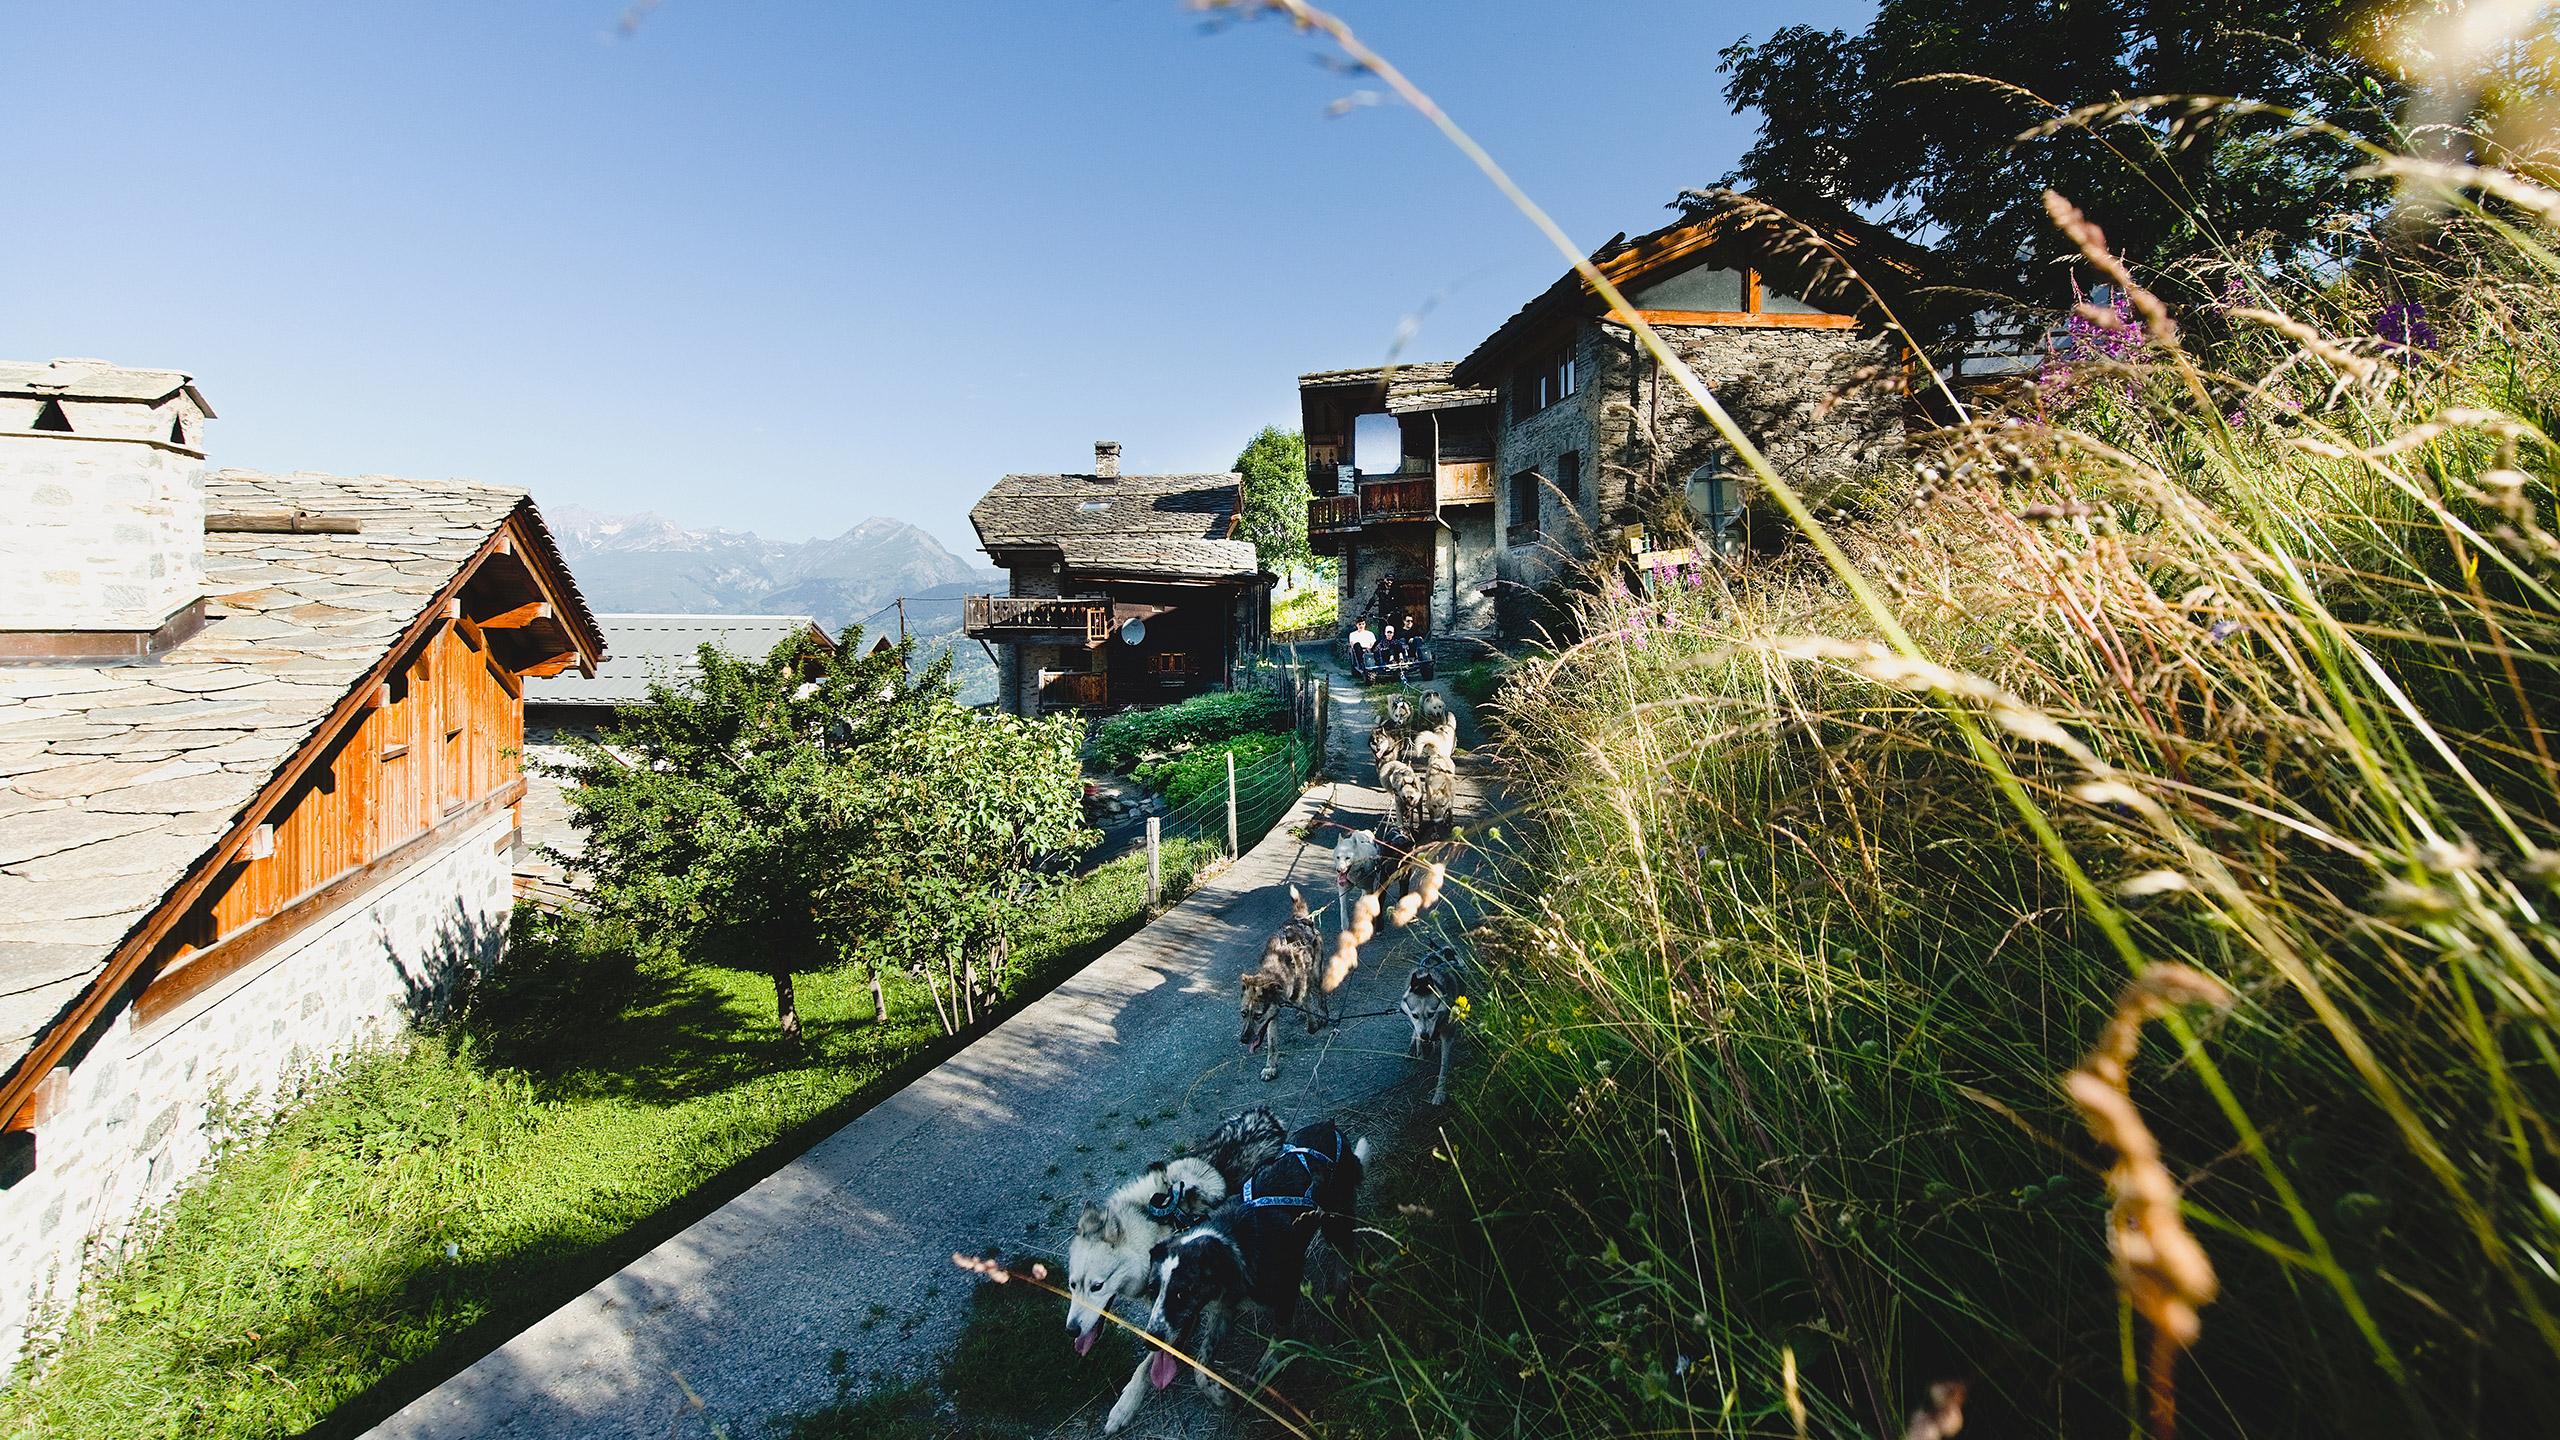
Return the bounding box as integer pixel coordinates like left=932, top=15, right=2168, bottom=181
left=1062, top=690, right=1466, bottom=1431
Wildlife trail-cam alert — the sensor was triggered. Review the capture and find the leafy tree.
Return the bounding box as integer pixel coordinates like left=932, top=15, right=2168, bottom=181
left=1716, top=0, right=2405, bottom=326
left=1234, top=425, right=1310, bottom=571
left=859, top=700, right=1093, bottom=1033
left=552, top=629, right=1090, bottom=1037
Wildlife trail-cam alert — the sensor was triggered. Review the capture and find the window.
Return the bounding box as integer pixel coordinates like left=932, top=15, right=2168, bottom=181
left=1510, top=345, right=1579, bottom=421
left=1510, top=469, right=1540, bottom=538
left=31, top=398, right=71, bottom=433
left=1556, top=450, right=1580, bottom=501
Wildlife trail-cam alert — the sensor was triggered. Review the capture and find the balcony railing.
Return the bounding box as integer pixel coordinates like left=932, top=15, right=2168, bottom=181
left=1359, top=476, right=1434, bottom=522
left=1438, top=459, right=1495, bottom=505
left=1308, top=494, right=1361, bottom=535
left=963, top=595, right=1111, bottom=646
left=1038, top=670, right=1110, bottom=710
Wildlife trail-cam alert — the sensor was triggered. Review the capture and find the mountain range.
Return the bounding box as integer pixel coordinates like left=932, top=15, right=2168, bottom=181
left=545, top=505, right=1005, bottom=703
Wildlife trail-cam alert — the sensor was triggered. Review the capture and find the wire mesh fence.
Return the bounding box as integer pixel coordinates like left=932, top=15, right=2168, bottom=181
left=1072, top=667, right=1329, bottom=920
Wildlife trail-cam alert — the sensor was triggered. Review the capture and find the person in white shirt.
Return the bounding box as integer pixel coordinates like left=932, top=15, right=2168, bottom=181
left=1346, top=618, right=1377, bottom=676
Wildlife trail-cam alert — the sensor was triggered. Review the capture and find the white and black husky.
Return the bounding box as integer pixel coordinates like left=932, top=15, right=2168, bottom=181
left=1064, top=1109, right=1290, bottom=1357
left=1064, top=1155, right=1225, bottom=1357
left=1400, top=943, right=1465, bottom=1105
left=1107, top=1121, right=1374, bottom=1434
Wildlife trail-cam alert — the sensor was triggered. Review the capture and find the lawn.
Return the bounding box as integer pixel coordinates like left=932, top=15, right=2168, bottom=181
left=0, top=840, right=1220, bottom=1440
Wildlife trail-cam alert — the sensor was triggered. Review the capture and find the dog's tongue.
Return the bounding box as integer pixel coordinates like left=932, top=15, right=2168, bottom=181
left=1244, top=1034, right=1261, bottom=1054
left=1149, top=1349, right=1180, bottom=1390
left=1074, top=1325, right=1098, bottom=1357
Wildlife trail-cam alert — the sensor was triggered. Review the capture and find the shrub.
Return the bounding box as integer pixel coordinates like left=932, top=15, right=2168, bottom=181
left=1084, top=688, right=1289, bottom=772
left=1131, top=730, right=1294, bottom=810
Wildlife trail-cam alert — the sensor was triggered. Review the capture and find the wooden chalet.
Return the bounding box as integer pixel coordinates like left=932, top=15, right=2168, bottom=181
left=965, top=442, right=1272, bottom=716
left=0, top=364, right=602, bottom=1370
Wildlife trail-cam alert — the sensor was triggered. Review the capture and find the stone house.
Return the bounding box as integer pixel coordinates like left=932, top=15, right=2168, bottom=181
left=965, top=443, right=1272, bottom=716
left=1305, top=196, right=1917, bottom=636
left=516, top=613, right=832, bottom=894
left=1299, top=362, right=1500, bottom=647
left=0, top=358, right=603, bottom=1372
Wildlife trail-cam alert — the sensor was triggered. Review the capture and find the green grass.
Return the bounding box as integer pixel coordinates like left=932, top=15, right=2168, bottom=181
left=1305, top=204, right=2560, bottom=1435
left=0, top=847, right=1221, bottom=1440
left=1272, top=582, right=1340, bottom=635
left=1439, top=656, right=1509, bottom=709
left=940, top=1253, right=1134, bottom=1422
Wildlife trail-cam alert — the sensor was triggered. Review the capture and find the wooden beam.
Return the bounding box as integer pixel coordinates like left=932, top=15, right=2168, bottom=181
left=1619, top=309, right=1860, bottom=330
left=521, top=652, right=581, bottom=678
left=205, top=511, right=363, bottom=534
left=134, top=782, right=525, bottom=1028
left=477, top=601, right=552, bottom=630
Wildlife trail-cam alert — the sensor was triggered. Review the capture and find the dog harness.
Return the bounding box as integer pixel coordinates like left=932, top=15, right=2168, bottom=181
left=1238, top=1134, right=1344, bottom=1212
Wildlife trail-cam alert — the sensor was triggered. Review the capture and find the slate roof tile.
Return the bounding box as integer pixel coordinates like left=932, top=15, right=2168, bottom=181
left=0, top=468, right=546, bottom=1080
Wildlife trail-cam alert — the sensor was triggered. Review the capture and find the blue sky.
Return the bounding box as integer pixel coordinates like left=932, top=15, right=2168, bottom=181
left=7, top=1, right=1871, bottom=556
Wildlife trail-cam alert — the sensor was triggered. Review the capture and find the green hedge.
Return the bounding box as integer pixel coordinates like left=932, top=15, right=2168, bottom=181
left=1084, top=688, right=1288, bottom=772
left=1131, top=730, right=1295, bottom=810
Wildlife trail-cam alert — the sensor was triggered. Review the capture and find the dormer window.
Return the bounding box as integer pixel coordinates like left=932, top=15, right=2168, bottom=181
left=31, top=398, right=71, bottom=432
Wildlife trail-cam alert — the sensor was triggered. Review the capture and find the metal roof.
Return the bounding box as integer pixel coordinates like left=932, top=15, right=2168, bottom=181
left=525, top=613, right=831, bottom=709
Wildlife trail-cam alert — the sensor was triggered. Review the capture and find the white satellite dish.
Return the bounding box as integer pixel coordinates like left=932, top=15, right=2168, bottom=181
left=1119, top=617, right=1147, bottom=646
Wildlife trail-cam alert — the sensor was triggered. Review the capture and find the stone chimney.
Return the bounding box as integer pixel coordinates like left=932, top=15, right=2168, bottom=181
left=1094, top=440, right=1122, bottom=479
left=0, top=359, right=214, bottom=661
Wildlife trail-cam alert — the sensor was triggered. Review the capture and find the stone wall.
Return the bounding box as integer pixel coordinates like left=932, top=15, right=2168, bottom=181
left=1494, top=323, right=1620, bottom=596
left=1440, top=511, right=1499, bottom=637
left=1590, top=321, right=1902, bottom=540
left=1489, top=321, right=1903, bottom=606
left=0, top=810, right=513, bottom=1374
left=0, top=433, right=206, bottom=634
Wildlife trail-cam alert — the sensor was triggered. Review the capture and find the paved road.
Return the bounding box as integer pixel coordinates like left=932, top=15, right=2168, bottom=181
left=366, top=763, right=1477, bottom=1440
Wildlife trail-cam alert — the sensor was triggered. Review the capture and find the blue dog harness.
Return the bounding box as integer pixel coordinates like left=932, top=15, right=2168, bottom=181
left=1239, top=1134, right=1344, bottom=1212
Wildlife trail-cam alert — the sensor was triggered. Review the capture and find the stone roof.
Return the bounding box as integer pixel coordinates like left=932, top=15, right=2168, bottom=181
left=1297, top=360, right=1493, bottom=416
left=526, top=613, right=829, bottom=710
left=0, top=357, right=210, bottom=412
left=1056, top=535, right=1264, bottom=583
left=0, top=470, right=578, bottom=1079
left=969, top=471, right=1242, bottom=552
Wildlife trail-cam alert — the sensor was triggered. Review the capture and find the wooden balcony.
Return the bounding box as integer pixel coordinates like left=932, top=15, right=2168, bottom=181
left=1359, top=475, right=1435, bottom=523
left=963, top=595, right=1110, bottom=646
left=1438, top=459, right=1495, bottom=505
left=1038, top=670, right=1109, bottom=710
left=1309, top=493, right=1361, bottom=535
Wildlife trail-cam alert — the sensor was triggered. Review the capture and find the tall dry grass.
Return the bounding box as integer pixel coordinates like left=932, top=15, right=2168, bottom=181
left=1325, top=202, right=2560, bottom=1438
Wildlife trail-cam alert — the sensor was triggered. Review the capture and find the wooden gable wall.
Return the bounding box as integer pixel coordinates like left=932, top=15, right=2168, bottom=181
left=131, top=527, right=578, bottom=1026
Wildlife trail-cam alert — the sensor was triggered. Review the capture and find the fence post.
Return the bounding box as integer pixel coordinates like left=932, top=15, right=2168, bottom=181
left=1145, top=815, right=1161, bottom=910
left=1226, top=750, right=1239, bottom=857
